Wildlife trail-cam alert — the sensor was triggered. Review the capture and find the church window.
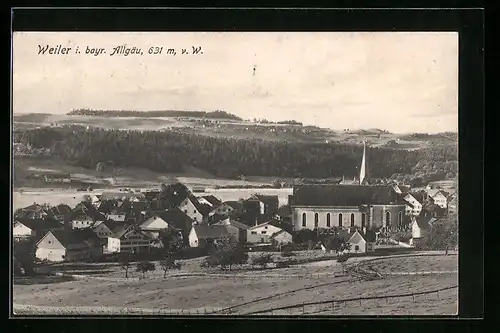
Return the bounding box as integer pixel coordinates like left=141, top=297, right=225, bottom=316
left=385, top=211, right=391, bottom=227
left=326, top=213, right=331, bottom=227
left=302, top=213, right=306, bottom=227
left=350, top=213, right=355, bottom=227
left=361, top=213, right=366, bottom=228
left=314, top=213, right=319, bottom=228
left=338, top=213, right=343, bottom=227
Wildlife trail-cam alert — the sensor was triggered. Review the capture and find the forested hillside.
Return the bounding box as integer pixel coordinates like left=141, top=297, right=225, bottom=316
left=13, top=126, right=457, bottom=181
left=67, top=109, right=242, bottom=120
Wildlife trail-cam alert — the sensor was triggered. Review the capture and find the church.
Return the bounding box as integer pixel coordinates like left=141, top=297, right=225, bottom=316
left=289, top=141, right=406, bottom=231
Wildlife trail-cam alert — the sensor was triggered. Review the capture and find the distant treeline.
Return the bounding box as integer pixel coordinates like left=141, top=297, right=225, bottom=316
left=67, top=109, right=243, bottom=120
left=399, top=132, right=458, bottom=141
left=14, top=126, right=458, bottom=179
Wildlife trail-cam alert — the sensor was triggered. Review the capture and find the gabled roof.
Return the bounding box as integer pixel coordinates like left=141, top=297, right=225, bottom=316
left=250, top=194, right=279, bottom=207
left=223, top=201, right=241, bottom=210
left=406, top=192, right=425, bottom=204
left=213, top=218, right=250, bottom=230
left=337, top=230, right=354, bottom=242
left=404, top=200, right=415, bottom=209
left=96, top=200, right=116, bottom=214
left=200, top=195, right=222, bottom=207
left=47, top=204, right=72, bottom=217
left=412, top=216, right=430, bottom=229
left=427, top=189, right=446, bottom=198
left=208, top=213, right=230, bottom=224
left=143, top=190, right=161, bottom=201
left=39, top=230, right=90, bottom=250
left=192, top=225, right=229, bottom=240
left=94, top=219, right=119, bottom=232
left=186, top=195, right=212, bottom=216
left=248, top=221, right=277, bottom=231
left=14, top=217, right=62, bottom=231
left=109, top=224, right=137, bottom=239
left=292, top=185, right=401, bottom=207
left=154, top=208, right=194, bottom=231
left=270, top=229, right=292, bottom=239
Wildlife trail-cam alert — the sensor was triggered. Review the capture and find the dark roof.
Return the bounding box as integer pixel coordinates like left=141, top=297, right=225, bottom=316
left=201, top=195, right=222, bottom=207
left=192, top=225, right=229, bottom=239
left=15, top=217, right=62, bottom=231
left=213, top=218, right=250, bottom=230
left=270, top=229, right=291, bottom=239
left=268, top=220, right=294, bottom=234
left=42, top=230, right=90, bottom=250
left=337, top=230, right=354, bottom=242
left=154, top=208, right=194, bottom=231
left=21, top=204, right=46, bottom=212
left=71, top=228, right=101, bottom=243
left=47, top=204, right=72, bottom=217
left=143, top=191, right=161, bottom=201
left=292, top=185, right=401, bottom=207
left=188, top=195, right=212, bottom=216
left=251, top=194, right=279, bottom=207
left=223, top=201, right=241, bottom=210
left=71, top=204, right=106, bottom=221
left=404, top=200, right=415, bottom=208
left=96, top=200, right=116, bottom=214
left=409, top=191, right=426, bottom=204
left=95, top=219, right=119, bottom=231
left=208, top=213, right=230, bottom=224
left=413, top=216, right=430, bottom=229
left=109, top=224, right=136, bottom=239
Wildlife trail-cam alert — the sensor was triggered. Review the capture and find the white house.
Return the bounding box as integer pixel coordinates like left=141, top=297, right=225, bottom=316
left=138, top=214, right=170, bottom=239
left=247, top=222, right=283, bottom=244
left=188, top=225, right=230, bottom=248
left=348, top=229, right=376, bottom=253
left=92, top=220, right=117, bottom=239
left=35, top=230, right=92, bottom=262
left=212, top=218, right=250, bottom=243
left=410, top=217, right=437, bottom=246
left=208, top=202, right=236, bottom=217
left=107, top=225, right=152, bottom=254
left=13, top=221, right=36, bottom=240
left=426, top=189, right=448, bottom=209
left=403, top=193, right=423, bottom=216
left=106, top=212, right=127, bottom=222
left=270, top=229, right=293, bottom=245
left=178, top=196, right=211, bottom=223
left=13, top=218, right=62, bottom=241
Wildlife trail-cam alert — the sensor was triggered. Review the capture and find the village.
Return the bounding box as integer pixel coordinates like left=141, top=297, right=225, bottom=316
left=13, top=143, right=458, bottom=274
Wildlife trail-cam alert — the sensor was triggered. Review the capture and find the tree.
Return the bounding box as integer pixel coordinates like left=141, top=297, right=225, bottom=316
left=120, top=255, right=132, bottom=278
left=252, top=253, right=274, bottom=269
left=159, top=255, right=182, bottom=278
left=159, top=228, right=184, bottom=254
left=136, top=261, right=156, bottom=279
left=13, top=239, right=36, bottom=276
left=418, top=214, right=458, bottom=254
left=202, top=237, right=248, bottom=271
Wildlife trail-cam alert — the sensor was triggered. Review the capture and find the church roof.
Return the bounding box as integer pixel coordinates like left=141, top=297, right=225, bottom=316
left=291, top=185, right=401, bottom=207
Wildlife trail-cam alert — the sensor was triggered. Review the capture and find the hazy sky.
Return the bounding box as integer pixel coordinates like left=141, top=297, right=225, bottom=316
left=13, top=32, right=458, bottom=133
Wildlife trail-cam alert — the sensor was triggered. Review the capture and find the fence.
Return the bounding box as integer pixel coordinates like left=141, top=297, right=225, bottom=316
left=244, top=285, right=458, bottom=315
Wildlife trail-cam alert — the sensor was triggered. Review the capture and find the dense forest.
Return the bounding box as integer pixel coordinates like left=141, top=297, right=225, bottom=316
left=13, top=126, right=458, bottom=180
left=67, top=109, right=242, bottom=120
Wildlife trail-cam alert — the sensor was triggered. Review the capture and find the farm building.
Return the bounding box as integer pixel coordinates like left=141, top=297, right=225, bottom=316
left=348, top=229, right=376, bottom=253
left=410, top=217, right=437, bottom=246
left=247, top=222, right=284, bottom=244
left=178, top=195, right=212, bottom=223
left=107, top=225, right=152, bottom=254
left=35, top=230, right=98, bottom=262
left=188, top=225, right=230, bottom=248
left=212, top=218, right=250, bottom=243
left=270, top=229, right=293, bottom=245
left=13, top=217, right=62, bottom=242
left=403, top=192, right=424, bottom=216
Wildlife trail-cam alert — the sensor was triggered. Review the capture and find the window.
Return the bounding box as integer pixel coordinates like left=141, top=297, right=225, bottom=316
left=326, top=213, right=331, bottom=227
left=314, top=213, right=319, bottom=228
left=361, top=213, right=366, bottom=228
left=350, top=213, right=355, bottom=227
left=385, top=211, right=391, bottom=227
left=398, top=211, right=403, bottom=227
left=338, top=213, right=343, bottom=227
left=251, top=231, right=257, bottom=235
left=193, top=210, right=197, bottom=214
left=302, top=213, right=306, bottom=227
left=261, top=231, right=267, bottom=234
left=184, top=209, right=188, bottom=213
left=355, top=245, right=359, bottom=251
left=48, top=240, right=52, bottom=244
left=265, top=226, right=268, bottom=229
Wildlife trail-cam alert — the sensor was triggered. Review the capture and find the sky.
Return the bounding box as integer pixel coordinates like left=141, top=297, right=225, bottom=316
left=13, top=32, right=458, bottom=134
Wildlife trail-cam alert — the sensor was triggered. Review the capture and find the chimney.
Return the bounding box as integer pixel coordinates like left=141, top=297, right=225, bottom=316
left=362, top=227, right=367, bottom=235
left=255, top=218, right=258, bottom=227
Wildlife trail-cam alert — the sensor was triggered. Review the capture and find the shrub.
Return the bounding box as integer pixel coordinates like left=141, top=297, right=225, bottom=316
left=136, top=261, right=155, bottom=279
left=252, top=253, right=274, bottom=269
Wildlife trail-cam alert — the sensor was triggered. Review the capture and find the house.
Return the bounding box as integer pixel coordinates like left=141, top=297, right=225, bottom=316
left=66, top=204, right=107, bottom=230
left=403, top=192, right=424, bottom=216
left=178, top=195, right=211, bottom=223
left=208, top=202, right=237, bottom=217
left=150, top=209, right=195, bottom=241
left=71, top=228, right=106, bottom=257
left=35, top=230, right=93, bottom=262
left=92, top=220, right=118, bottom=239
left=425, top=189, right=448, bottom=209
left=197, top=195, right=222, bottom=208
left=290, top=185, right=406, bottom=231
left=13, top=218, right=62, bottom=241
left=138, top=214, right=170, bottom=240
left=107, top=225, right=152, bottom=254
left=212, top=218, right=250, bottom=243
left=45, top=204, right=72, bottom=223
left=447, top=194, right=458, bottom=214
left=246, top=194, right=279, bottom=216
left=95, top=199, right=116, bottom=215
left=44, top=173, right=71, bottom=184
left=188, top=225, right=230, bottom=248
left=16, top=203, right=48, bottom=219
left=348, top=229, right=376, bottom=253
left=270, top=229, right=293, bottom=245
left=247, top=222, right=284, bottom=244
left=410, top=216, right=438, bottom=245
left=393, top=184, right=411, bottom=195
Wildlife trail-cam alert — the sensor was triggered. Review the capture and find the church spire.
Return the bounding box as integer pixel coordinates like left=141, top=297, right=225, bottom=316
left=359, top=140, right=367, bottom=185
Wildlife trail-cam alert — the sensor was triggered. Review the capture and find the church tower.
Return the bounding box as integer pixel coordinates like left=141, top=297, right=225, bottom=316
left=359, top=140, right=368, bottom=185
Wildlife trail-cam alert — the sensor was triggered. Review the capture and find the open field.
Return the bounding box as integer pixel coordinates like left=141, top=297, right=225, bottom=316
left=13, top=113, right=456, bottom=148
left=14, top=252, right=458, bottom=316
